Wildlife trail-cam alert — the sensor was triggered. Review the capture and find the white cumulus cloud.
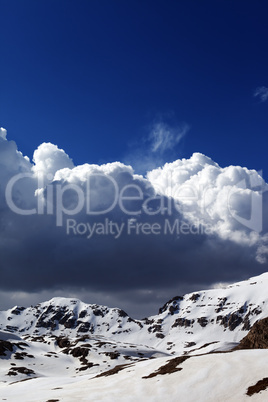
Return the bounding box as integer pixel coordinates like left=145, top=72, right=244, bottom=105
left=0, top=128, right=268, bottom=316
left=147, top=153, right=267, bottom=244
left=32, top=142, right=74, bottom=182
left=0, top=127, right=7, bottom=140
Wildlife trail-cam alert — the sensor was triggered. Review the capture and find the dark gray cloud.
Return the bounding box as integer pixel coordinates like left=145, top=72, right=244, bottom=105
left=0, top=130, right=267, bottom=317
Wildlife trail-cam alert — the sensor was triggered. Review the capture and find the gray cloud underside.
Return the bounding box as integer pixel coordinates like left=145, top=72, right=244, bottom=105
left=0, top=129, right=267, bottom=316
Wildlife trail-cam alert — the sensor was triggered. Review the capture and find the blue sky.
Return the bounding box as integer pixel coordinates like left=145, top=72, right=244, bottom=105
left=1, top=0, right=268, bottom=175
left=1, top=1, right=268, bottom=316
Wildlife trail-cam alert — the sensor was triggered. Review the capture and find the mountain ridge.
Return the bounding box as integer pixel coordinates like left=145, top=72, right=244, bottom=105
left=1, top=272, right=268, bottom=401
left=1, top=272, right=268, bottom=354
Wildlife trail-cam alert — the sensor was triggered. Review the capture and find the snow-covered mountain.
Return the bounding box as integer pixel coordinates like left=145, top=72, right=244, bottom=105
left=1, top=272, right=268, bottom=352
left=1, top=272, right=268, bottom=401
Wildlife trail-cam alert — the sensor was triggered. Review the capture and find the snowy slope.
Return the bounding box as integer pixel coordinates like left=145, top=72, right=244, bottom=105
left=0, top=350, right=268, bottom=401
left=1, top=272, right=268, bottom=401
left=1, top=272, right=268, bottom=353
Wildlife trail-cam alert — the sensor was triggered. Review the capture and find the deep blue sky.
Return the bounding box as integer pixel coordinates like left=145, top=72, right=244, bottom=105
left=1, top=0, right=268, bottom=176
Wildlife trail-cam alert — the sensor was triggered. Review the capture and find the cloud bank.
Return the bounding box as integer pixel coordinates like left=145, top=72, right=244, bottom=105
left=0, top=128, right=267, bottom=316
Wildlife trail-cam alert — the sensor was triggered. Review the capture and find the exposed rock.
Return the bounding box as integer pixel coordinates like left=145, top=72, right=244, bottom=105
left=63, top=317, right=77, bottom=329
left=78, top=310, right=87, bottom=319
left=142, top=356, right=189, bottom=379
left=158, top=296, right=183, bottom=315
left=217, top=312, right=243, bottom=331
left=234, top=317, right=268, bottom=350
left=56, top=337, right=70, bottom=348
left=105, top=351, right=120, bottom=359
left=71, top=347, right=89, bottom=358
left=171, top=318, right=194, bottom=328
left=92, top=308, right=104, bottom=317
left=215, top=297, right=228, bottom=313
left=36, top=318, right=56, bottom=330
left=143, top=318, right=154, bottom=325
left=252, top=307, right=262, bottom=315
left=46, top=400, right=59, bottom=402
left=227, top=313, right=243, bottom=331
left=155, top=333, right=165, bottom=339
left=185, top=342, right=196, bottom=348
left=0, top=340, right=13, bottom=356
left=148, top=324, right=162, bottom=333
left=241, top=313, right=251, bottom=331
left=78, top=362, right=95, bottom=371
left=11, top=307, right=26, bottom=315
left=7, top=366, right=35, bottom=376
left=118, top=309, right=128, bottom=318
left=197, top=317, right=208, bottom=327
left=14, top=352, right=27, bottom=360
left=29, top=336, right=46, bottom=343
left=5, top=325, right=19, bottom=333
left=95, top=363, right=132, bottom=378
left=189, top=294, right=200, bottom=302
left=169, top=305, right=177, bottom=315
left=246, top=377, right=268, bottom=396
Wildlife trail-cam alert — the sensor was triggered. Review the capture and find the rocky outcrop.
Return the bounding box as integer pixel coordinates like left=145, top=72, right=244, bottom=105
left=234, top=317, right=268, bottom=350
left=0, top=339, right=13, bottom=356
left=158, top=296, right=183, bottom=315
